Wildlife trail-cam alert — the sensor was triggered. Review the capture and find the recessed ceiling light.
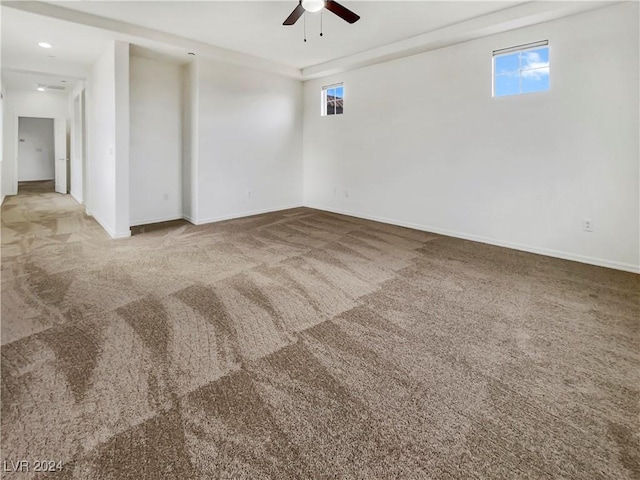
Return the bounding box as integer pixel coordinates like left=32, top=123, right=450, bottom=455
left=37, top=87, right=45, bottom=91
left=38, top=42, right=52, bottom=49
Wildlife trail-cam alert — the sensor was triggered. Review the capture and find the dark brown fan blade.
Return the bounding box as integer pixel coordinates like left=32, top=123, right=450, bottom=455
left=325, top=0, right=360, bottom=23
left=283, top=3, right=305, bottom=25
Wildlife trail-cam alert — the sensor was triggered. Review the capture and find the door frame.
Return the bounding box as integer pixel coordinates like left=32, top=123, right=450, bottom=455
left=13, top=115, right=68, bottom=195
left=14, top=115, right=59, bottom=189
left=54, top=117, right=68, bottom=194
left=71, top=88, right=87, bottom=205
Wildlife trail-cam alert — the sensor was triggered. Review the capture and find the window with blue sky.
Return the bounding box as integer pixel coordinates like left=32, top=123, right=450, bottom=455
left=493, top=41, right=549, bottom=97
left=322, top=83, right=344, bottom=116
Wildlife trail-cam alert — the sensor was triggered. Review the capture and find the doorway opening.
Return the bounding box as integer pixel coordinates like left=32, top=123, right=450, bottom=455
left=17, top=117, right=55, bottom=194
left=15, top=116, right=68, bottom=196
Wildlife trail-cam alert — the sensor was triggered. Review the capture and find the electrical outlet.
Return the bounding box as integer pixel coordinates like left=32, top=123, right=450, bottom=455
left=583, top=219, right=594, bottom=232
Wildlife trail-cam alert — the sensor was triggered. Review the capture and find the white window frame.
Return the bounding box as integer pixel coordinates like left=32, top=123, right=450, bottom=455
left=321, top=83, right=344, bottom=116
left=492, top=40, right=549, bottom=97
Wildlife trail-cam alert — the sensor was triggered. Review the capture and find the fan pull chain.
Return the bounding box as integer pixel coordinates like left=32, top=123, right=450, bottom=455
left=320, top=10, right=323, bottom=36
left=304, top=14, right=307, bottom=42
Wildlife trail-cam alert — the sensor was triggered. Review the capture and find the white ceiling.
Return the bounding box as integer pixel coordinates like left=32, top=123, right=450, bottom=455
left=1, top=70, right=77, bottom=92
left=1, top=0, right=613, bottom=86
left=1, top=6, right=114, bottom=80
left=45, top=1, right=523, bottom=69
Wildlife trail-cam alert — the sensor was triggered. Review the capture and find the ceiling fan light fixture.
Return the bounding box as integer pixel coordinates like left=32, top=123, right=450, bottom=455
left=302, top=0, right=324, bottom=13
left=283, top=0, right=359, bottom=26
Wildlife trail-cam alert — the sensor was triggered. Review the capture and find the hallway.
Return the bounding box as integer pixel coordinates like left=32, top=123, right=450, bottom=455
left=18, top=180, right=56, bottom=193
left=2, top=181, right=106, bottom=342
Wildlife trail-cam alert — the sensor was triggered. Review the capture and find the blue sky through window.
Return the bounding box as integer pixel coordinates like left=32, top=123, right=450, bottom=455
left=327, top=86, right=343, bottom=98
left=494, top=46, right=549, bottom=97
left=323, top=84, right=344, bottom=116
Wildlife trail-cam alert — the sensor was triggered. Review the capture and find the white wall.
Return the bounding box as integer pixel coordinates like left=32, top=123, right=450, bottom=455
left=2, top=89, right=67, bottom=196
left=1, top=83, right=5, bottom=203
left=303, top=2, right=640, bottom=273
left=129, top=55, right=183, bottom=226
left=194, top=58, right=303, bottom=223
left=113, top=41, right=130, bottom=237
left=86, top=41, right=130, bottom=238
left=182, top=60, right=199, bottom=223
left=17, top=117, right=55, bottom=181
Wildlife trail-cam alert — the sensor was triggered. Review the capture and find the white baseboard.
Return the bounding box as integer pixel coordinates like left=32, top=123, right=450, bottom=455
left=92, top=212, right=131, bottom=240
left=305, top=204, right=640, bottom=274
left=130, top=214, right=184, bottom=227
left=70, top=191, right=83, bottom=205
left=113, top=230, right=132, bottom=239
left=193, top=204, right=304, bottom=226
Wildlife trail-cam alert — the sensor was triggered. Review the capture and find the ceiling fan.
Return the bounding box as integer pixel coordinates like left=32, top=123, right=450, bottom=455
left=283, top=0, right=360, bottom=26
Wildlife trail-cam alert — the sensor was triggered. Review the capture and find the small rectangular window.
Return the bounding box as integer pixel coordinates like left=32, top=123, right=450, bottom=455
left=493, top=41, right=549, bottom=97
left=322, top=83, right=344, bottom=116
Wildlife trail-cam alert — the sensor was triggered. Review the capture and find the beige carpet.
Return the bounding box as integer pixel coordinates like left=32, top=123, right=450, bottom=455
left=1, top=181, right=638, bottom=479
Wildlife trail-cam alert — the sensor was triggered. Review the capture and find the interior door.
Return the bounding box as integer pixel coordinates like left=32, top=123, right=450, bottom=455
left=54, top=117, right=67, bottom=194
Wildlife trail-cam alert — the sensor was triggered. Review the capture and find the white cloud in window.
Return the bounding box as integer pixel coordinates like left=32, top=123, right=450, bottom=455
left=521, top=51, right=549, bottom=79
